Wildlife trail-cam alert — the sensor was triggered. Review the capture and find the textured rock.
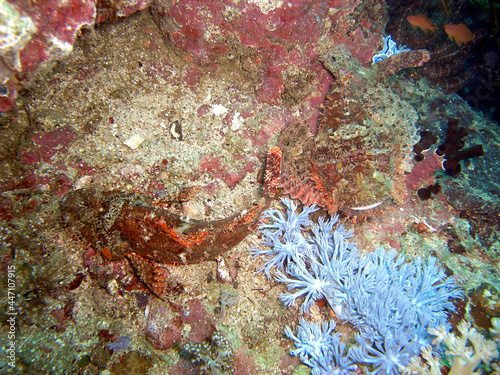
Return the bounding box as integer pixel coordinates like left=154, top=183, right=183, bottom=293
left=0, top=0, right=152, bottom=112
left=0, top=0, right=95, bottom=111
left=150, top=0, right=387, bottom=106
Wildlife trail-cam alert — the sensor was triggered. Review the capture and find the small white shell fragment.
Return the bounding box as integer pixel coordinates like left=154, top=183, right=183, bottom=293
left=74, top=175, right=93, bottom=190
left=123, top=134, right=144, bottom=149
left=216, top=255, right=235, bottom=284
left=231, top=112, right=243, bottom=131
left=212, top=104, right=228, bottom=116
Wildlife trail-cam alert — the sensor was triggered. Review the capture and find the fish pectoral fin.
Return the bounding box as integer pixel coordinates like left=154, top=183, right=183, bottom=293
left=126, top=253, right=177, bottom=299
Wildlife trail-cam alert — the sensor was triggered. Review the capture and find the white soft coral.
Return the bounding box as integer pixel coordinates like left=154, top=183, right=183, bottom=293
left=403, top=320, right=498, bottom=375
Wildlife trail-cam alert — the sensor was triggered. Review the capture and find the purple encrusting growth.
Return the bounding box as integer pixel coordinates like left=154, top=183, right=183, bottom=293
left=107, top=336, right=131, bottom=351
left=251, top=198, right=462, bottom=375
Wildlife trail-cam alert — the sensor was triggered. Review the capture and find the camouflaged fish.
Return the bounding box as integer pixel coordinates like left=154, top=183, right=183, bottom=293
left=60, top=147, right=281, bottom=298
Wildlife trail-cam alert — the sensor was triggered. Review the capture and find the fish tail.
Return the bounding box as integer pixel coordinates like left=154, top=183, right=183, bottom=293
left=263, top=147, right=281, bottom=197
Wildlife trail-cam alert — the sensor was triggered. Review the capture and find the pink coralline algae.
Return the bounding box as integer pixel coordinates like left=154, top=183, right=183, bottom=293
left=144, top=299, right=184, bottom=350
left=144, top=297, right=216, bottom=350
left=199, top=154, right=257, bottom=188
left=21, top=127, right=78, bottom=165
left=0, top=0, right=152, bottom=112
left=0, top=0, right=96, bottom=111
left=1, top=0, right=388, bottom=115
left=151, top=0, right=387, bottom=105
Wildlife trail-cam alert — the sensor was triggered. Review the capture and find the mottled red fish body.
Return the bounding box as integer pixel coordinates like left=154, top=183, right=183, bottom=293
left=60, top=147, right=281, bottom=265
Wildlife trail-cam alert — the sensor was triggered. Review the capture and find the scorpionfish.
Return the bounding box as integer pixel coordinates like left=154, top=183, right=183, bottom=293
left=60, top=147, right=281, bottom=298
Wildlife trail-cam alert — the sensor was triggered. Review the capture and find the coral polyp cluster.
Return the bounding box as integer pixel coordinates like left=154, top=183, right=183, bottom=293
left=405, top=320, right=498, bottom=375
left=183, top=330, right=234, bottom=375
left=251, top=198, right=462, bottom=374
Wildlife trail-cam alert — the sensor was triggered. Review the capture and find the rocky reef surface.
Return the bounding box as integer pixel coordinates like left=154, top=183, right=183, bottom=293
left=0, top=1, right=499, bottom=374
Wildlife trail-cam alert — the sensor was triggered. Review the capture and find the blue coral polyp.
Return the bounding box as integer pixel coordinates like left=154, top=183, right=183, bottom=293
left=251, top=198, right=462, bottom=374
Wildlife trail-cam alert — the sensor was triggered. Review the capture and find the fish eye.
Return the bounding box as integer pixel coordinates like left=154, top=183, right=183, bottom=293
left=61, top=210, right=78, bottom=224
